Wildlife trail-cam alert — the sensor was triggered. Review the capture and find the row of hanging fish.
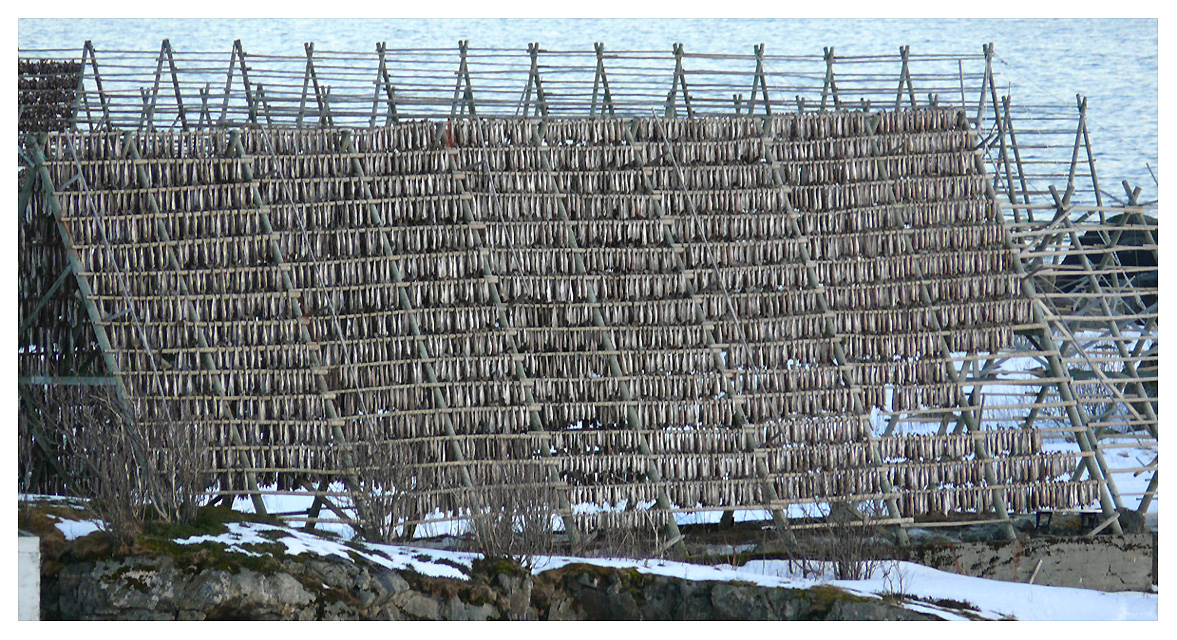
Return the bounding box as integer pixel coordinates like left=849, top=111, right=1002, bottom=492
left=87, top=267, right=288, bottom=302
left=78, top=206, right=269, bottom=240
left=552, top=426, right=748, bottom=456
left=804, top=223, right=1007, bottom=258
left=240, top=128, right=340, bottom=155
left=48, top=129, right=231, bottom=161
left=46, top=108, right=962, bottom=163
left=829, top=299, right=1029, bottom=334
left=899, top=480, right=1095, bottom=517
left=77, top=236, right=271, bottom=271
left=796, top=200, right=995, bottom=235
left=763, top=441, right=876, bottom=471
left=56, top=185, right=254, bottom=223
left=822, top=274, right=1020, bottom=309
left=322, top=305, right=499, bottom=338
left=153, top=389, right=325, bottom=423
left=765, top=108, right=964, bottom=140
left=767, top=129, right=971, bottom=162
left=776, top=151, right=972, bottom=187
left=788, top=175, right=985, bottom=213
left=810, top=250, right=1008, bottom=285
left=45, top=156, right=242, bottom=191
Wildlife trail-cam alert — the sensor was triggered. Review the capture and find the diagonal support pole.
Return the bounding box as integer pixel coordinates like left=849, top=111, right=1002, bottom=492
left=450, top=40, right=477, bottom=118
left=757, top=115, right=909, bottom=544
left=976, top=43, right=995, bottom=133
left=216, top=42, right=241, bottom=129
left=27, top=137, right=134, bottom=417
left=19, top=263, right=74, bottom=338
left=529, top=118, right=686, bottom=556
left=970, top=119, right=1124, bottom=534
left=744, top=44, right=772, bottom=117
left=331, top=128, right=480, bottom=535
left=519, top=42, right=549, bottom=118
left=863, top=113, right=1015, bottom=540
left=626, top=118, right=798, bottom=544
left=666, top=43, right=695, bottom=118
left=590, top=42, right=616, bottom=118
left=71, top=41, right=112, bottom=130
left=122, top=131, right=268, bottom=515
left=1000, top=96, right=1033, bottom=221
left=28, top=133, right=173, bottom=518
left=441, top=125, right=582, bottom=547
left=819, top=47, right=840, bottom=112
left=226, top=129, right=372, bottom=527
left=231, top=40, right=257, bottom=126
left=162, top=39, right=188, bottom=130
left=894, top=46, right=917, bottom=111
left=370, top=42, right=399, bottom=127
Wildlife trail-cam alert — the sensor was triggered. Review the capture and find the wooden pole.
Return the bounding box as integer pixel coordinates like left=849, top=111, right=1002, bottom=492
left=894, top=46, right=916, bottom=111
left=371, top=42, right=399, bottom=127
left=860, top=113, right=1019, bottom=538
left=976, top=43, right=994, bottom=132
left=163, top=39, right=188, bottom=130
left=1001, top=97, right=1033, bottom=222
left=450, top=40, right=476, bottom=118
left=233, top=40, right=257, bottom=126
left=590, top=42, right=616, bottom=118
left=323, top=128, right=484, bottom=533
left=29, top=133, right=172, bottom=519
left=669, top=43, right=695, bottom=119
left=226, top=129, right=379, bottom=528
left=820, top=47, right=839, bottom=112
left=145, top=39, right=168, bottom=130
left=746, top=44, right=771, bottom=116
left=1053, top=202, right=1157, bottom=439
left=217, top=42, right=238, bottom=128
left=83, top=41, right=112, bottom=129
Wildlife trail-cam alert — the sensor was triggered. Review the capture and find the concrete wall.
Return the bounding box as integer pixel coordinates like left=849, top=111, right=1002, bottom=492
left=18, top=531, right=40, bottom=621
left=906, top=534, right=1155, bottom=592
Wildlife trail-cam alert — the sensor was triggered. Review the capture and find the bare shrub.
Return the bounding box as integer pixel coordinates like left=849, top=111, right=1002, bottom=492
left=18, top=384, right=213, bottom=543
left=581, top=513, right=665, bottom=561
left=879, top=559, right=910, bottom=602
left=785, top=500, right=889, bottom=581
left=136, top=398, right=214, bottom=526
left=464, top=462, right=558, bottom=568
left=824, top=500, right=888, bottom=580
left=349, top=435, right=420, bottom=543
left=17, top=390, right=48, bottom=495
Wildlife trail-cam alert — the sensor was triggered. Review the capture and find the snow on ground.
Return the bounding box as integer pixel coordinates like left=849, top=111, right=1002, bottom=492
left=53, top=518, right=103, bottom=541
left=19, top=493, right=1158, bottom=621
left=726, top=559, right=1157, bottom=621
left=230, top=488, right=832, bottom=538
left=174, top=521, right=478, bottom=580
left=19, top=494, right=108, bottom=540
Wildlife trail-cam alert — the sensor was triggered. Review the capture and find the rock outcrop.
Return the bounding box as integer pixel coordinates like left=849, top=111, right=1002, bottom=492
left=43, top=546, right=942, bottom=621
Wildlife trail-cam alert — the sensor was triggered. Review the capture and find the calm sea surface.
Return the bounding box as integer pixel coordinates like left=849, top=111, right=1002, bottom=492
left=18, top=18, right=1158, bottom=199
